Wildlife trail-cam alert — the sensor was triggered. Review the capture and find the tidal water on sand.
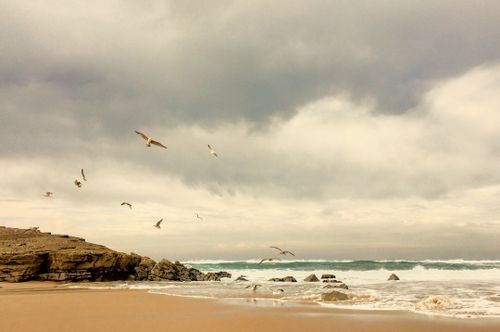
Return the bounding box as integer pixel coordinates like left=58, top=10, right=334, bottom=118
left=75, top=260, right=500, bottom=319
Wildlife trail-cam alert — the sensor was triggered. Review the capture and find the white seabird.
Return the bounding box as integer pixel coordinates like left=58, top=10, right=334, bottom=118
left=270, top=246, right=296, bottom=257
left=135, top=131, right=167, bottom=149
left=207, top=144, right=218, bottom=157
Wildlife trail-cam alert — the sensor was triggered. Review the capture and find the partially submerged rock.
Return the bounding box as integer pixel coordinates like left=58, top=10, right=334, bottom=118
left=268, top=276, right=297, bottom=282
left=321, top=290, right=348, bottom=301
left=148, top=259, right=206, bottom=282
left=235, top=276, right=249, bottom=282
left=303, top=274, right=319, bottom=282
left=323, top=283, right=348, bottom=290
left=321, top=274, right=336, bottom=279
left=388, top=273, right=400, bottom=281
left=200, top=271, right=232, bottom=281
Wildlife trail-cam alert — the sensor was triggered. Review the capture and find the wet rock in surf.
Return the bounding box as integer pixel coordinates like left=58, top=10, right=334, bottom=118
left=200, top=271, right=232, bottom=281
left=321, top=274, right=336, bottom=279
left=323, top=283, right=348, bottom=290
left=148, top=259, right=211, bottom=281
left=388, top=273, right=400, bottom=281
left=303, top=274, right=320, bottom=282
left=321, top=290, right=348, bottom=301
left=322, top=279, right=341, bottom=283
left=235, top=276, right=249, bottom=281
left=269, top=276, right=297, bottom=282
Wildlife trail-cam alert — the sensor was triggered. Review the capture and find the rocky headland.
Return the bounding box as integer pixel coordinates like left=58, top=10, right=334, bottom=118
left=0, top=226, right=230, bottom=282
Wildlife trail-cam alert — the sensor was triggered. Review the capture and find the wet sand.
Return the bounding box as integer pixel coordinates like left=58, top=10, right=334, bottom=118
left=1, top=282, right=500, bottom=332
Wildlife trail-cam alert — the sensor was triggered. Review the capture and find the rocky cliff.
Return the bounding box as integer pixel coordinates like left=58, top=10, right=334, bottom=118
left=0, top=226, right=230, bottom=282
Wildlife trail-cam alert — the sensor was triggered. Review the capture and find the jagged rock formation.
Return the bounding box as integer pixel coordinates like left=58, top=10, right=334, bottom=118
left=133, top=255, right=156, bottom=281
left=0, top=227, right=229, bottom=282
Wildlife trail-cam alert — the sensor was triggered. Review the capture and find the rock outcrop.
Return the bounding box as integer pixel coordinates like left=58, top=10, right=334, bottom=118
left=303, top=274, right=320, bottom=282
left=388, top=273, right=400, bottom=281
left=0, top=227, right=228, bottom=283
left=0, top=227, right=139, bottom=282
left=321, top=274, right=336, bottom=279
left=268, top=276, right=297, bottom=282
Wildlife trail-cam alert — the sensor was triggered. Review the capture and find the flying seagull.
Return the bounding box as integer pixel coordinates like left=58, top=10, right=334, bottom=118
left=195, top=213, right=203, bottom=221
left=74, top=180, right=82, bottom=188
left=207, top=144, right=218, bottom=157
left=153, top=218, right=163, bottom=229
left=121, top=202, right=132, bottom=209
left=135, top=131, right=167, bottom=149
left=270, top=246, right=296, bottom=257
left=258, top=258, right=281, bottom=265
left=43, top=192, right=53, bottom=198
left=81, top=169, right=87, bottom=181
left=245, top=284, right=262, bottom=292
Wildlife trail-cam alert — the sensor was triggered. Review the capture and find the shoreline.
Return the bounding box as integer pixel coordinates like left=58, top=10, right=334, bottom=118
left=1, top=282, right=500, bottom=332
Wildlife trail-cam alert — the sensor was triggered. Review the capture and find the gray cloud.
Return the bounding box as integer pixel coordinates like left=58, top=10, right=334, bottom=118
left=2, top=1, right=500, bottom=258
left=2, top=1, right=500, bottom=137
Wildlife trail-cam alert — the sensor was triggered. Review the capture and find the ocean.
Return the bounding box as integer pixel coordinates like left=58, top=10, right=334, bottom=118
left=77, top=259, right=500, bottom=319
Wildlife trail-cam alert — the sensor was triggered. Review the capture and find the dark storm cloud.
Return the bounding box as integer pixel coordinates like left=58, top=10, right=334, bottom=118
left=1, top=0, right=500, bottom=140
left=1, top=0, right=500, bottom=201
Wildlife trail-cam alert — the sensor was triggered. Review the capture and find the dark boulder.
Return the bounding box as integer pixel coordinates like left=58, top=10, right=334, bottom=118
left=323, top=283, right=348, bottom=290
left=268, top=276, right=297, bottom=282
left=303, top=274, right=320, bottom=282
left=235, top=276, right=249, bottom=281
left=133, top=255, right=156, bottom=281
left=200, top=271, right=232, bottom=281
left=321, top=290, right=349, bottom=301
left=388, top=273, right=400, bottom=281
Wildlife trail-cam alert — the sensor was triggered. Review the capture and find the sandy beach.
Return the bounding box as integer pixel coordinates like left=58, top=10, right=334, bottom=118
left=1, top=282, right=499, bottom=332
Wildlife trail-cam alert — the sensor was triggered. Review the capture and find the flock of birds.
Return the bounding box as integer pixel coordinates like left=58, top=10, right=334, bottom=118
left=41, top=130, right=296, bottom=274
left=42, top=130, right=216, bottom=225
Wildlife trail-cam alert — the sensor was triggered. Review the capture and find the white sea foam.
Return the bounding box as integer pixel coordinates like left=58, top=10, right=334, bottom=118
left=68, top=260, right=500, bottom=319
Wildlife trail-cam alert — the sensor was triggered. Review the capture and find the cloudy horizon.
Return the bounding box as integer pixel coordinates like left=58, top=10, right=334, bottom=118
left=2, top=1, right=500, bottom=260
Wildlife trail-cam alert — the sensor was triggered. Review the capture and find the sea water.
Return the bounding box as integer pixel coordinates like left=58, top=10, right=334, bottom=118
left=75, top=259, right=500, bottom=319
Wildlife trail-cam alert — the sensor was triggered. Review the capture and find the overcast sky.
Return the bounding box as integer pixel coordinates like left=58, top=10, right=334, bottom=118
left=1, top=1, right=500, bottom=260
